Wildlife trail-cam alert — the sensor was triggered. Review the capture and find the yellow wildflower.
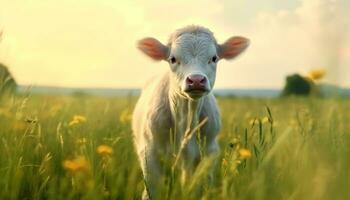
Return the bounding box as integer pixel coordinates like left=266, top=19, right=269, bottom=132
left=307, top=69, right=326, bottom=81
left=73, top=115, right=86, bottom=123
left=13, top=121, right=27, bottom=131
left=69, top=120, right=79, bottom=126
left=119, top=109, right=132, bottom=124
left=97, top=145, right=113, bottom=156
left=239, top=148, right=252, bottom=159
left=69, top=115, right=87, bottom=126
left=261, top=116, right=269, bottom=124
left=222, top=158, right=228, bottom=166
left=63, top=156, right=90, bottom=173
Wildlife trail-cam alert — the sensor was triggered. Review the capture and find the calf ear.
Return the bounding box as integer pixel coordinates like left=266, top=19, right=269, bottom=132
left=218, top=36, right=250, bottom=60
left=137, top=37, right=169, bottom=61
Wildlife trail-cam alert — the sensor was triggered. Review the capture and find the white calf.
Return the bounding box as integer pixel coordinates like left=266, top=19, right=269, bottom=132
left=132, top=25, right=249, bottom=199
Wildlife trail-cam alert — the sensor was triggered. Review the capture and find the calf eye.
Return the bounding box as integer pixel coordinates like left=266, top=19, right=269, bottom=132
left=169, top=56, right=177, bottom=64
left=211, top=56, right=218, bottom=63
left=209, top=55, right=218, bottom=64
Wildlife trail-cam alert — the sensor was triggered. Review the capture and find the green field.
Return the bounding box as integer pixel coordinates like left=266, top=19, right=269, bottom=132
left=0, top=94, right=349, bottom=199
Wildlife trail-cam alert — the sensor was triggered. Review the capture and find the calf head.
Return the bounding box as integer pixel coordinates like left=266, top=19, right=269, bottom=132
left=138, top=26, right=249, bottom=100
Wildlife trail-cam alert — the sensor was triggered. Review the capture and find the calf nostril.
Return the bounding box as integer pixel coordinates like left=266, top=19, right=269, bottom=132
left=186, top=77, right=194, bottom=84
left=200, top=77, right=206, bottom=84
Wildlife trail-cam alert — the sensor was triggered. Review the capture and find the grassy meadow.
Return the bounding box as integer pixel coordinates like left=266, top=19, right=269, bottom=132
left=0, top=93, right=349, bottom=199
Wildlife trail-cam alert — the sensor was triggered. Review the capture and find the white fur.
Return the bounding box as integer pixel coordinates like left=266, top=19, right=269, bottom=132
left=133, top=25, right=247, bottom=199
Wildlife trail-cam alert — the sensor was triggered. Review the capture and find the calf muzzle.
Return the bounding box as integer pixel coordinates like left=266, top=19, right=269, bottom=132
left=184, top=74, right=209, bottom=96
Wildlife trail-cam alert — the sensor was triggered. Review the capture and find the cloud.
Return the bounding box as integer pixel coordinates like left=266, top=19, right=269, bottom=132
left=216, top=0, right=350, bottom=88
left=0, top=0, right=349, bottom=88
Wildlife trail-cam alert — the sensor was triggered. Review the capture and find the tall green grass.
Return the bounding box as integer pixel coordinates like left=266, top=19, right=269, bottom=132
left=0, top=94, right=349, bottom=199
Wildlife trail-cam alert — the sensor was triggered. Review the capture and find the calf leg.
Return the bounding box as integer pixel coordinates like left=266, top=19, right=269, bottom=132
left=139, top=147, right=164, bottom=200
left=206, top=139, right=220, bottom=184
left=181, top=137, right=201, bottom=186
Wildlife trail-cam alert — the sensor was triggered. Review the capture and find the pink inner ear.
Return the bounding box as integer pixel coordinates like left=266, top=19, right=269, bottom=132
left=219, top=36, right=250, bottom=59
left=137, top=38, right=168, bottom=60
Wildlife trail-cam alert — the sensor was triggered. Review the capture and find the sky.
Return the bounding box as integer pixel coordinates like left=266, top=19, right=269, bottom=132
left=0, top=0, right=349, bottom=89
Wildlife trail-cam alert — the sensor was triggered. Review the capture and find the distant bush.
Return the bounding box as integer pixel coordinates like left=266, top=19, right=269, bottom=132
left=281, top=74, right=315, bottom=96
left=0, top=63, right=17, bottom=96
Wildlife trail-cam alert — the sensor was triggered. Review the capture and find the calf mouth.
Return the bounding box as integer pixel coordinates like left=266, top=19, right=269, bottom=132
left=184, top=88, right=210, bottom=98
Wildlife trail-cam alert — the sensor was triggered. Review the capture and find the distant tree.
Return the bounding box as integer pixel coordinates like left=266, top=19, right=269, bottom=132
left=282, top=74, right=314, bottom=96
left=0, top=31, right=17, bottom=96
left=0, top=63, right=17, bottom=96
